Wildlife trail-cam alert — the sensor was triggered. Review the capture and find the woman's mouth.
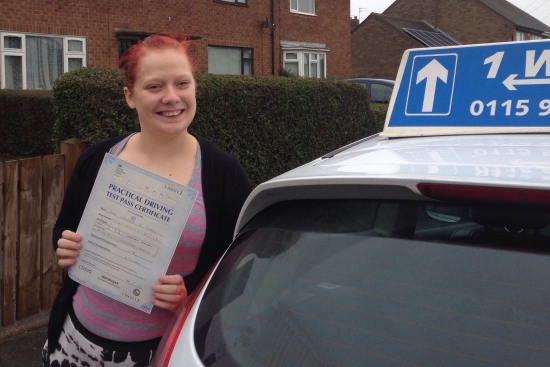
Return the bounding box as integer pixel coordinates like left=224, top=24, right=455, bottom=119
left=158, top=110, right=183, bottom=117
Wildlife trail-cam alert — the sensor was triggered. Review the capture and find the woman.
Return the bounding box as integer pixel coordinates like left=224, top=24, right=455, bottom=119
left=42, top=33, right=253, bottom=367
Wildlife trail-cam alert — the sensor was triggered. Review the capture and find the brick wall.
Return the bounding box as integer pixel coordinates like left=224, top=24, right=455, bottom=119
left=351, top=16, right=418, bottom=79
left=351, top=0, right=517, bottom=79
left=0, top=0, right=350, bottom=81
left=277, top=0, right=351, bottom=77
left=384, top=0, right=515, bottom=44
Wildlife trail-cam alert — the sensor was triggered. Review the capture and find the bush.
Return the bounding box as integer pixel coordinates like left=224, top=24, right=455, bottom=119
left=51, top=67, right=138, bottom=149
left=191, top=74, right=374, bottom=183
left=0, top=89, right=56, bottom=158
left=50, top=69, right=377, bottom=184
left=369, top=103, right=388, bottom=133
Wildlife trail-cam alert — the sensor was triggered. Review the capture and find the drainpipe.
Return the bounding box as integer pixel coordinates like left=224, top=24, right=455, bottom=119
left=271, top=0, right=275, bottom=75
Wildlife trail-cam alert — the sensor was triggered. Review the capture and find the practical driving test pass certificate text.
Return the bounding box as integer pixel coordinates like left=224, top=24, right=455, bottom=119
left=69, top=153, right=198, bottom=313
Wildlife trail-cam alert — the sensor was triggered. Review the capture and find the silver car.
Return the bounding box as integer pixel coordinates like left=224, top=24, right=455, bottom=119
left=153, top=131, right=550, bottom=367
left=154, top=40, right=550, bottom=367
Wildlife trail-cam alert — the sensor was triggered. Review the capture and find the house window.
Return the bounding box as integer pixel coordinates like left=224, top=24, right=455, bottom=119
left=291, top=0, right=315, bottom=15
left=118, top=38, right=139, bottom=58
left=217, top=0, right=247, bottom=4
left=1, top=32, right=86, bottom=90
left=208, top=46, right=253, bottom=75
left=283, top=50, right=325, bottom=78
left=515, top=31, right=525, bottom=41
left=65, top=38, right=86, bottom=72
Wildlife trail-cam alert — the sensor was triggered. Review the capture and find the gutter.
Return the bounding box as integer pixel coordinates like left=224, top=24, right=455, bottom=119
left=271, top=0, right=275, bottom=75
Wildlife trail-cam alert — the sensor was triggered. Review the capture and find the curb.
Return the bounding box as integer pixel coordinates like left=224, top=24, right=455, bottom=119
left=0, top=310, right=50, bottom=343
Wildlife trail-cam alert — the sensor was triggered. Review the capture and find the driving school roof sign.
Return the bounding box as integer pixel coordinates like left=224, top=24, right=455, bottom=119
left=382, top=40, right=550, bottom=137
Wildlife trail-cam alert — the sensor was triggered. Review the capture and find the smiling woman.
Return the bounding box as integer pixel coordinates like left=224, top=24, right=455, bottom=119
left=121, top=47, right=198, bottom=165
left=41, top=33, right=253, bottom=367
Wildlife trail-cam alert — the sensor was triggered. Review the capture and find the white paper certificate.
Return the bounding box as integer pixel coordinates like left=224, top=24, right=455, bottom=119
left=68, top=153, right=198, bottom=313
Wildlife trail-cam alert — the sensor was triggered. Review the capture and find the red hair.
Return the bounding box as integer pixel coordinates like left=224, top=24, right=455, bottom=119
left=118, top=33, right=197, bottom=90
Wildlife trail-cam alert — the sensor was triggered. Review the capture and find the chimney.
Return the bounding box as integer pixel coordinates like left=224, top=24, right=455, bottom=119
left=351, top=16, right=360, bottom=31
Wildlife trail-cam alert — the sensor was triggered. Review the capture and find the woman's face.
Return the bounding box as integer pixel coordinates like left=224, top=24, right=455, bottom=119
left=124, top=48, right=196, bottom=138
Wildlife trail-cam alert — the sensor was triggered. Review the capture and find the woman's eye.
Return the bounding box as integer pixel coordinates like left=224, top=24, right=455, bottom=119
left=147, top=85, right=159, bottom=90
left=178, top=81, right=190, bottom=86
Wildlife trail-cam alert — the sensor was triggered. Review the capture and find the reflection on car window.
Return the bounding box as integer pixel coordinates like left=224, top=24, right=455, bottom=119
left=194, top=200, right=550, bottom=367
left=370, top=83, right=393, bottom=103
left=425, top=203, right=466, bottom=223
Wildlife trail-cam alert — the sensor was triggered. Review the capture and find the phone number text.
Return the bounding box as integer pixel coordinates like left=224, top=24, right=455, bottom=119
left=470, top=99, right=550, bottom=116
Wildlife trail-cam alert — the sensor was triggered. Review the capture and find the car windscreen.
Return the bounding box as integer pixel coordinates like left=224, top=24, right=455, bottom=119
left=193, top=199, right=550, bottom=367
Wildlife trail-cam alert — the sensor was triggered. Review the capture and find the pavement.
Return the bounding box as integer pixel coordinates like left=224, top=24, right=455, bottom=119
left=0, top=326, right=47, bottom=367
left=0, top=311, right=49, bottom=367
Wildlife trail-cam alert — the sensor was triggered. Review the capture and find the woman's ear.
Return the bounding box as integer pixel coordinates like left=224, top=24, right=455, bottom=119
left=124, top=87, right=136, bottom=109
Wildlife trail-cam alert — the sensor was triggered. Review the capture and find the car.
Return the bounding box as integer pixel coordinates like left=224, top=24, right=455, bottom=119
left=152, top=40, right=550, bottom=367
left=345, top=77, right=395, bottom=103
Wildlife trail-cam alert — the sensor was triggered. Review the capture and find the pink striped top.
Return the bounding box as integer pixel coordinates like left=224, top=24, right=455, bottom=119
left=72, top=134, right=206, bottom=341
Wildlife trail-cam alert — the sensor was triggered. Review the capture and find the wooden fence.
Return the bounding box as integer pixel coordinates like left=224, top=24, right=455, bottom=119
left=0, top=140, right=89, bottom=327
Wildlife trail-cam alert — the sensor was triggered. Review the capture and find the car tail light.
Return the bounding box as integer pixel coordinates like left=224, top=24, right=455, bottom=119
left=152, top=266, right=215, bottom=367
left=417, top=183, right=550, bottom=207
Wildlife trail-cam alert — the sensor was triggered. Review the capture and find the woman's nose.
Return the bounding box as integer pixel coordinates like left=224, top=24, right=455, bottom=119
left=162, top=86, right=180, bottom=103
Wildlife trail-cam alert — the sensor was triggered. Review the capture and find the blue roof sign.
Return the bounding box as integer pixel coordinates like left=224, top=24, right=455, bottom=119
left=383, top=40, right=550, bottom=137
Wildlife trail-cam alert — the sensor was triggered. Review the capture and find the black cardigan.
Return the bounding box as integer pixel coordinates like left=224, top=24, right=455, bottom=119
left=47, top=133, right=253, bottom=353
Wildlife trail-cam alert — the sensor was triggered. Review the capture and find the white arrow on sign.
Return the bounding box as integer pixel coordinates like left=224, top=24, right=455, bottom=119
left=416, top=59, right=448, bottom=112
left=503, top=74, right=550, bottom=91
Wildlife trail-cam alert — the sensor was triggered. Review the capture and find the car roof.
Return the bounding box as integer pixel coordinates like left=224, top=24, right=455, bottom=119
left=235, top=133, right=550, bottom=235
left=346, top=77, right=395, bottom=84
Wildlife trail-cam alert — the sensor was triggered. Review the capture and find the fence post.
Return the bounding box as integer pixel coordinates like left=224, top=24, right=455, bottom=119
left=2, top=161, right=18, bottom=327
left=41, top=155, right=65, bottom=311
left=60, top=139, right=90, bottom=190
left=18, top=158, right=42, bottom=320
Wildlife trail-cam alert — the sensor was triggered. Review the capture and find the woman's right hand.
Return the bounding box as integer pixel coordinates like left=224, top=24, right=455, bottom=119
left=56, top=230, right=82, bottom=269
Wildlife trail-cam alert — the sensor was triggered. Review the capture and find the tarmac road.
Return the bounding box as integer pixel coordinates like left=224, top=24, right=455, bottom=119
left=0, top=325, right=47, bottom=367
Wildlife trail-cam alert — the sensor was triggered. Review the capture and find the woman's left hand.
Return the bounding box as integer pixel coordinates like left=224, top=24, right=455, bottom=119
left=152, top=274, right=188, bottom=313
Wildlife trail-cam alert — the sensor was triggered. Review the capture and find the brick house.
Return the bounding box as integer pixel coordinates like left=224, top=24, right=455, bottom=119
left=0, top=0, right=350, bottom=90
left=351, top=0, right=550, bottom=79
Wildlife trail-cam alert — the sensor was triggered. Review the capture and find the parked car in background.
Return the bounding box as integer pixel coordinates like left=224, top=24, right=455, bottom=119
left=345, top=77, right=395, bottom=103
left=153, top=40, right=550, bottom=367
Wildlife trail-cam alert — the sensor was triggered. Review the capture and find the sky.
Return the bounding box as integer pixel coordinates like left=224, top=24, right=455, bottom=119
left=350, top=0, right=550, bottom=27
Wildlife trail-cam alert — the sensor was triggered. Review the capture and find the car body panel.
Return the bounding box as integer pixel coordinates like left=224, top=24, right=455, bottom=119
left=166, top=282, right=212, bottom=367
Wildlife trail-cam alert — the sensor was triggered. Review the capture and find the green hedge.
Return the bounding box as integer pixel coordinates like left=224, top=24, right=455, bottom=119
left=51, top=69, right=378, bottom=184
left=0, top=89, right=56, bottom=158
left=4, top=68, right=384, bottom=184
left=51, top=68, right=138, bottom=148
left=191, top=74, right=376, bottom=183
left=369, top=103, right=388, bottom=133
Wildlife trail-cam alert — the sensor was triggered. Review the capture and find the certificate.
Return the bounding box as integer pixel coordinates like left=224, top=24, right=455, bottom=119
left=68, top=153, right=198, bottom=313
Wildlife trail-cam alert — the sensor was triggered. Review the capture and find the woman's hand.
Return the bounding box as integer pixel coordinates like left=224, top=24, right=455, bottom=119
left=56, top=230, right=82, bottom=269
left=152, top=275, right=188, bottom=313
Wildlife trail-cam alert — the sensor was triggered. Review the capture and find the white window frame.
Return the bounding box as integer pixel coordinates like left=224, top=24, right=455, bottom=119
left=63, top=37, right=87, bottom=72
left=1, top=32, right=86, bottom=89
left=290, top=0, right=315, bottom=15
left=1, top=33, right=27, bottom=89
left=283, top=49, right=326, bottom=78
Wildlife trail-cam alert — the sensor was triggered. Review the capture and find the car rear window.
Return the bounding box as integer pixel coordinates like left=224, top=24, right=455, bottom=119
left=370, top=82, right=393, bottom=103
left=193, top=199, right=550, bottom=367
